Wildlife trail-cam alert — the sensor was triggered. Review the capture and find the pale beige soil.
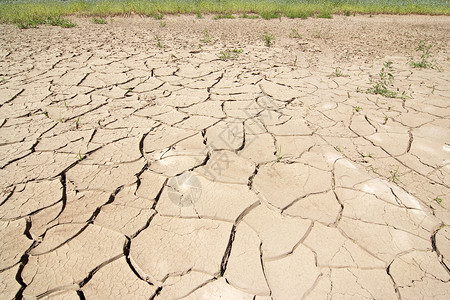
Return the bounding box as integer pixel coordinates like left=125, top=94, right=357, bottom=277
left=0, top=15, right=449, bottom=299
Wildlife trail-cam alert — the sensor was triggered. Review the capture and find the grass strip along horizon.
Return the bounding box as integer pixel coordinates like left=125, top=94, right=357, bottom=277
left=1, top=0, right=449, bottom=29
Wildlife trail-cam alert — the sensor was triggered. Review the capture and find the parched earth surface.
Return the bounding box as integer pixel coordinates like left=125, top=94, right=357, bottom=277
left=0, top=14, right=449, bottom=299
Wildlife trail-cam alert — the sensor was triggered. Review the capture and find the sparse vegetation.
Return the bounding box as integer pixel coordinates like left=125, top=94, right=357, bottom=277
left=289, top=28, right=302, bottom=39
left=200, top=27, right=212, bottom=44
left=219, top=48, right=243, bottom=61
left=93, top=17, right=107, bottom=24
left=410, top=41, right=437, bottom=69
left=366, top=61, right=399, bottom=98
left=262, top=32, right=274, bottom=47
left=155, top=35, right=163, bottom=48
left=329, top=67, right=345, bottom=77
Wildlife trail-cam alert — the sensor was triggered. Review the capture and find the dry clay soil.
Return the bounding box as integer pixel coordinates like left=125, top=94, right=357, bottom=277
left=0, top=14, right=449, bottom=299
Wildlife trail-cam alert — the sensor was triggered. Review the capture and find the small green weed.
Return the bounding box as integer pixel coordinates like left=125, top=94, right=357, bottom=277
left=289, top=29, right=302, bottom=39
left=317, top=12, right=332, bottom=19
left=78, top=150, right=83, bottom=161
left=240, top=13, right=259, bottom=19
left=214, top=13, right=234, bottom=19
left=362, top=153, right=374, bottom=158
left=75, top=116, right=80, bottom=129
left=93, top=17, right=107, bottom=24
left=345, top=10, right=351, bottom=16
left=354, top=106, right=362, bottom=112
left=410, top=41, right=436, bottom=69
left=275, top=146, right=289, bottom=162
left=219, top=48, right=243, bottom=61
left=435, top=197, right=443, bottom=207
left=155, top=35, right=163, bottom=48
left=262, top=32, right=274, bottom=47
left=329, top=67, right=345, bottom=77
left=153, top=13, right=163, bottom=20
left=196, top=11, right=203, bottom=19
left=160, top=21, right=167, bottom=27
left=391, top=166, right=401, bottom=183
left=335, top=146, right=342, bottom=153
left=367, top=61, right=398, bottom=98
left=260, top=11, right=281, bottom=20
left=200, top=28, right=211, bottom=44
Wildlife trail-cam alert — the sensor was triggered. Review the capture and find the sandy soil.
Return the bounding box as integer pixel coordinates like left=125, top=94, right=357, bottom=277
left=0, top=15, right=449, bottom=299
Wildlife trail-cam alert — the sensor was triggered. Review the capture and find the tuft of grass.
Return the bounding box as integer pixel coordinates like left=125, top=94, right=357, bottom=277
left=200, top=27, right=211, bottom=44
left=196, top=11, right=203, bottom=19
left=260, top=11, right=281, bottom=20
left=153, top=12, right=164, bottom=20
left=219, top=48, right=243, bottom=61
left=240, top=13, right=259, bottom=19
left=275, top=145, right=290, bottom=162
left=214, top=13, right=235, bottom=19
left=289, top=28, right=302, bottom=39
left=329, top=67, right=345, bottom=77
left=284, top=10, right=312, bottom=19
left=391, top=166, right=401, bottom=183
left=155, top=35, right=163, bottom=48
left=93, top=17, right=107, bottom=24
left=262, top=32, right=274, bottom=47
left=317, top=11, right=333, bottom=18
left=345, top=10, right=352, bottom=16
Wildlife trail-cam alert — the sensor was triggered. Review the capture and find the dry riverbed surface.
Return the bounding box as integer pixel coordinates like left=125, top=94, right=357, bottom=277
left=0, top=14, right=449, bottom=299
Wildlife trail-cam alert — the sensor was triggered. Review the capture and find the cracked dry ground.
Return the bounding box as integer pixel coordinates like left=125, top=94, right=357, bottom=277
left=0, top=14, right=449, bottom=299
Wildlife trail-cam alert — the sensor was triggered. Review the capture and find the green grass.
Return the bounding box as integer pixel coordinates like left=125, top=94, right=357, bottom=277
left=219, top=48, right=243, bottom=61
left=285, top=10, right=313, bottom=19
left=93, top=17, right=107, bottom=24
left=1, top=0, right=448, bottom=29
left=260, top=11, right=281, bottom=20
left=15, top=15, right=76, bottom=29
left=214, top=12, right=235, bottom=19
left=317, top=11, right=333, bottom=18
left=262, top=32, right=274, bottom=47
left=240, top=13, right=259, bottom=19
